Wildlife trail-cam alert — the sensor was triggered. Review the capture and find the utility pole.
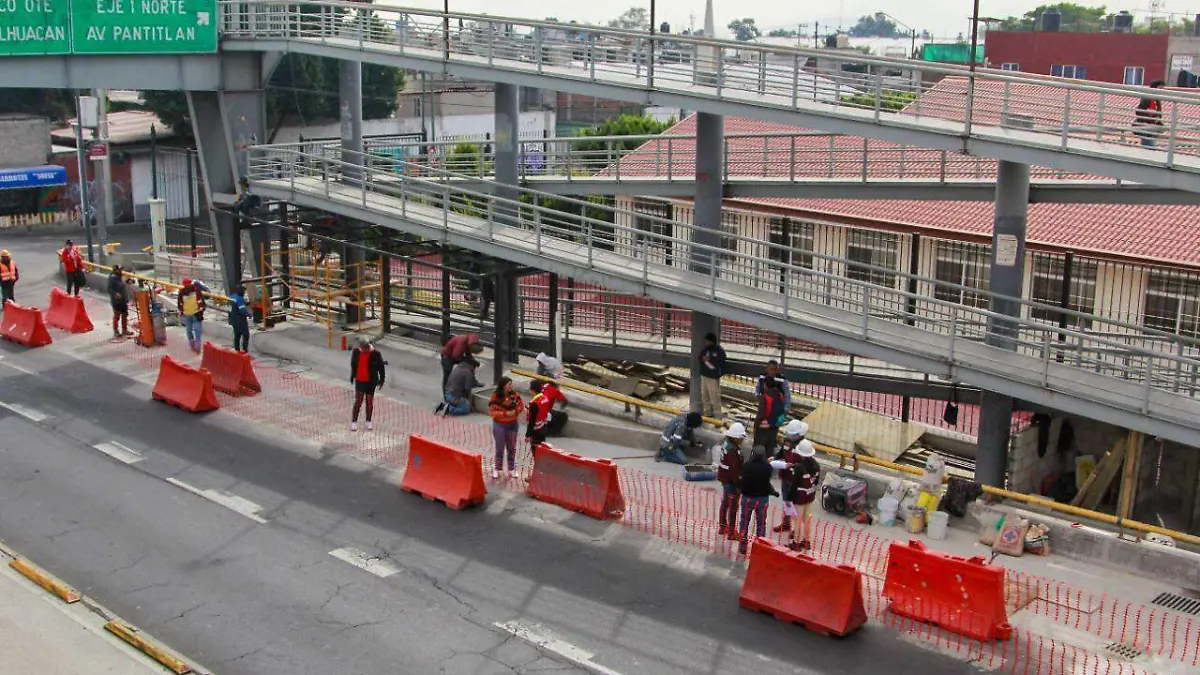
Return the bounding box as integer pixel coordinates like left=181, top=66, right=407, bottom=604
left=93, top=88, right=113, bottom=262
left=73, top=93, right=95, bottom=262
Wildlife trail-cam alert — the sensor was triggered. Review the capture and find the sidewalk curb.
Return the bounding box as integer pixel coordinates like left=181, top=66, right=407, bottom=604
left=105, top=620, right=194, bottom=674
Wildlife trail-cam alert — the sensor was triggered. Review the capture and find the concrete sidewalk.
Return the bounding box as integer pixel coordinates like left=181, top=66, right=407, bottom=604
left=0, top=558, right=168, bottom=674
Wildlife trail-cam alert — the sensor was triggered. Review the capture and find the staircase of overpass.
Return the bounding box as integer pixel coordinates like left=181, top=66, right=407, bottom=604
left=247, top=145, right=1200, bottom=447
left=218, top=1, right=1200, bottom=193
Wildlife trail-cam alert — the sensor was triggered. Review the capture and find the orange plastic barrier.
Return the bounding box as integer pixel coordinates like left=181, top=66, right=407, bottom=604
left=740, top=538, right=868, bottom=637
left=45, top=287, right=93, bottom=333
left=151, top=355, right=221, bottom=413
left=200, top=342, right=261, bottom=396
left=0, top=301, right=52, bottom=347
left=882, top=539, right=1012, bottom=641
left=400, top=434, right=487, bottom=509
left=526, top=443, right=625, bottom=520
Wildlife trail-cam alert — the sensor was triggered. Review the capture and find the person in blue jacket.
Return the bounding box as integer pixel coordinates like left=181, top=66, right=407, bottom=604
left=227, top=284, right=252, bottom=353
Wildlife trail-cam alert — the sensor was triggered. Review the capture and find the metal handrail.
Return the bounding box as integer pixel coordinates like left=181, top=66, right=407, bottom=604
left=221, top=1, right=1200, bottom=170
left=248, top=147, right=1200, bottom=410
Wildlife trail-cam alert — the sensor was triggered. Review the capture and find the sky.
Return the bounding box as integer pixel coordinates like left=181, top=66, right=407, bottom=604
left=379, top=0, right=1199, bottom=40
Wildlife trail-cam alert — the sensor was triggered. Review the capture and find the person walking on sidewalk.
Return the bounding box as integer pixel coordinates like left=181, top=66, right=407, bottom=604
left=657, top=411, right=702, bottom=464
left=488, top=376, right=524, bottom=479
left=440, top=332, right=481, bottom=388
left=349, top=338, right=386, bottom=431
left=717, top=422, right=747, bottom=540
left=177, top=278, right=207, bottom=352
left=696, top=332, right=726, bottom=417
left=438, top=358, right=478, bottom=416
left=738, top=445, right=779, bottom=557
left=754, top=377, right=787, bottom=456
left=0, top=250, right=18, bottom=306
left=60, top=239, right=85, bottom=296
left=227, top=285, right=252, bottom=353
left=772, top=439, right=820, bottom=551
left=107, top=266, right=133, bottom=338
left=772, top=419, right=809, bottom=533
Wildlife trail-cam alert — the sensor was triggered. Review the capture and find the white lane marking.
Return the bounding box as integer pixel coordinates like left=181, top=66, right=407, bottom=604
left=494, top=620, right=623, bottom=675
left=328, top=546, right=400, bottom=578
left=92, top=441, right=143, bottom=464
left=0, top=401, right=48, bottom=422
left=165, top=477, right=269, bottom=524
left=0, top=358, right=36, bottom=375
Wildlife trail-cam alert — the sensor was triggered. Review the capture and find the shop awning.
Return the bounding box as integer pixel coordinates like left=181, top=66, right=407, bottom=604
left=0, top=166, right=67, bottom=191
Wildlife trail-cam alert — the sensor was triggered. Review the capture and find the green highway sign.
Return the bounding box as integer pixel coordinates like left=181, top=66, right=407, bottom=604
left=0, top=0, right=217, bottom=56
left=73, top=0, right=218, bottom=54
left=0, top=0, right=71, bottom=55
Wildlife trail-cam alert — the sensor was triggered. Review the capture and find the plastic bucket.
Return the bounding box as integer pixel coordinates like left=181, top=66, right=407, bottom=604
left=927, top=510, right=949, bottom=540
left=878, top=496, right=899, bottom=525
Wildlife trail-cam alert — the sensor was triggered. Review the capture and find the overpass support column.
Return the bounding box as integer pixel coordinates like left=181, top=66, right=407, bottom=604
left=976, top=158, right=1031, bottom=488
left=340, top=59, right=366, bottom=324
left=187, top=89, right=266, bottom=292
left=494, top=83, right=520, bottom=217
left=689, top=112, right=723, bottom=415
left=490, top=83, right=521, bottom=382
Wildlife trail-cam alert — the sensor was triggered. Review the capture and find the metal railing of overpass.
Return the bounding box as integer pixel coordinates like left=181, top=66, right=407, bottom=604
left=246, top=145, right=1200, bottom=445
left=221, top=1, right=1200, bottom=191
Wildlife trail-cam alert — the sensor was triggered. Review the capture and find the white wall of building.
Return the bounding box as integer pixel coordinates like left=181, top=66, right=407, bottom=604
left=272, top=110, right=557, bottom=144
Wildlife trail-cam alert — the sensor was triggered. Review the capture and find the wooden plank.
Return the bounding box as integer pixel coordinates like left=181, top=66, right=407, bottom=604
left=1072, top=435, right=1128, bottom=511
left=1117, top=431, right=1143, bottom=521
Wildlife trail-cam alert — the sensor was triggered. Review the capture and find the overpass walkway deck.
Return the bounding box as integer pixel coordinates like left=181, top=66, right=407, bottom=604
left=248, top=146, right=1200, bottom=446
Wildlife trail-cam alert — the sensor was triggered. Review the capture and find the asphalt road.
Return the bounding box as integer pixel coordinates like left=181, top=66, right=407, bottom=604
left=0, top=235, right=976, bottom=675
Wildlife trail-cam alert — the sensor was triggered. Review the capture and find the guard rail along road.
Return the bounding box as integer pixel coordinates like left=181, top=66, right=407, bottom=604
left=220, top=0, right=1200, bottom=192
left=247, top=144, right=1200, bottom=446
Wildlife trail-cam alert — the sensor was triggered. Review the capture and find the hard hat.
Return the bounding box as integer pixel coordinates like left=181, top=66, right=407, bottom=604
left=724, top=422, right=747, bottom=439
left=0, top=250, right=9, bottom=257
left=784, top=419, right=808, bottom=438
left=182, top=278, right=192, bottom=286
left=797, top=440, right=816, bottom=457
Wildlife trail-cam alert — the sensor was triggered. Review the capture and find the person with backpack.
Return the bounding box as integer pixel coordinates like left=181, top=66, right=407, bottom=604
left=1134, top=80, right=1166, bottom=148
left=227, top=284, right=252, bottom=353
left=772, top=439, right=820, bottom=550
left=717, top=422, right=747, bottom=540
left=349, top=338, right=386, bottom=431
left=754, top=377, right=787, bottom=456
left=488, top=376, right=524, bottom=479
left=772, top=419, right=809, bottom=533
left=177, top=278, right=207, bottom=352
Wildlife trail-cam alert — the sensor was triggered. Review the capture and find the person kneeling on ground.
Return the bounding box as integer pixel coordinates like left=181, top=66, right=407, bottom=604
left=657, top=411, right=702, bottom=464
left=438, top=358, right=479, bottom=416
left=717, top=422, right=747, bottom=539
left=738, top=445, right=780, bottom=556
left=526, top=381, right=568, bottom=445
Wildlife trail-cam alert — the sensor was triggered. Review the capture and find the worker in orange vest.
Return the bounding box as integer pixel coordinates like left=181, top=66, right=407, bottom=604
left=0, top=250, right=17, bottom=306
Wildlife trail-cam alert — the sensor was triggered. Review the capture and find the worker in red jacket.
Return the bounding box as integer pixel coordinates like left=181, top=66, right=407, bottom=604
left=717, top=422, right=747, bottom=539
left=60, top=239, right=86, bottom=296
left=525, top=381, right=567, bottom=445
left=440, top=332, right=481, bottom=388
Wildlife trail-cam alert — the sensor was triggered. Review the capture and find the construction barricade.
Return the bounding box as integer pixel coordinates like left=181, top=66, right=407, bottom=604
left=200, top=342, right=261, bottom=396
left=151, top=355, right=221, bottom=413
left=400, top=434, right=487, bottom=509
left=0, top=301, right=52, bottom=347
left=739, top=538, right=868, bottom=637
left=45, top=287, right=93, bottom=333
left=526, top=443, right=625, bottom=520
left=882, top=539, right=1012, bottom=641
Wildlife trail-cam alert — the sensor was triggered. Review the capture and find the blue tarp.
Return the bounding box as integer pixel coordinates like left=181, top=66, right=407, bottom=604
left=0, top=166, right=67, bottom=190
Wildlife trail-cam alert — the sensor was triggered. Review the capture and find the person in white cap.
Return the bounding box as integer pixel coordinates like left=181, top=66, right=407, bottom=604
left=772, top=439, right=820, bottom=551
left=772, top=419, right=809, bottom=533
left=716, top=422, right=747, bottom=539
left=534, top=352, right=563, bottom=379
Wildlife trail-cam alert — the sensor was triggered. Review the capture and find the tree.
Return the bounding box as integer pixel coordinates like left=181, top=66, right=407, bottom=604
left=141, top=91, right=192, bottom=134
left=0, top=90, right=75, bottom=121
left=573, top=114, right=675, bottom=153
left=999, top=3, right=1107, bottom=31
left=727, top=17, right=761, bottom=41
left=607, top=7, right=648, bottom=31
left=849, top=12, right=899, bottom=37
left=767, top=28, right=799, bottom=37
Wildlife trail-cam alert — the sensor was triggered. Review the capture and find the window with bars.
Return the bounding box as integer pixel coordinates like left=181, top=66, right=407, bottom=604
left=846, top=230, right=899, bottom=288
left=1144, top=272, right=1200, bottom=337
left=632, top=198, right=673, bottom=264
left=933, top=241, right=991, bottom=309
left=767, top=217, right=815, bottom=270
left=1029, top=254, right=1098, bottom=329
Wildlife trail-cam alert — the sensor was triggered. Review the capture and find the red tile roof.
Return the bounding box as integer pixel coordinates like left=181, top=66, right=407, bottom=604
left=612, top=78, right=1200, bottom=267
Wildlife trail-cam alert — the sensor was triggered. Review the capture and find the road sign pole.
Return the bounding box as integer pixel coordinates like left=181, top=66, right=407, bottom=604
left=95, top=88, right=113, bottom=262
left=74, top=94, right=95, bottom=263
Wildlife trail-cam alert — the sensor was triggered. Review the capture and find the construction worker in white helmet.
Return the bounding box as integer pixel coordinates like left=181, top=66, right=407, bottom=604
left=772, top=419, right=809, bottom=533
left=716, top=422, right=747, bottom=540
left=772, top=439, right=820, bottom=551
left=0, top=250, right=17, bottom=306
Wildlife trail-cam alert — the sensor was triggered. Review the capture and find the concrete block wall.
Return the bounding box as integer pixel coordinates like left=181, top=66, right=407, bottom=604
left=1007, top=415, right=1124, bottom=497
left=0, top=116, right=51, bottom=169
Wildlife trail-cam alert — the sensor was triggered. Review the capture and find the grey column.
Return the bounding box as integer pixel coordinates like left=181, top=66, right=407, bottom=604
left=494, top=83, right=520, bottom=221
left=689, top=112, right=723, bottom=414
left=976, top=158, right=1031, bottom=488
left=340, top=59, right=365, bottom=323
